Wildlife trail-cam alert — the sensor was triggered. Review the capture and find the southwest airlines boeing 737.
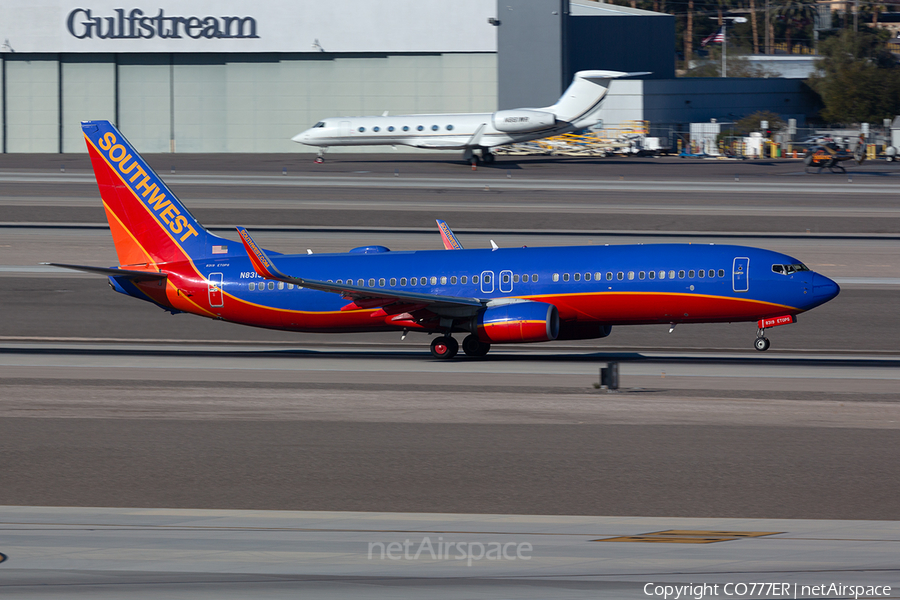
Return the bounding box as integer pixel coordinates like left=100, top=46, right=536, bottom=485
left=48, top=120, right=839, bottom=359
left=292, top=70, right=646, bottom=164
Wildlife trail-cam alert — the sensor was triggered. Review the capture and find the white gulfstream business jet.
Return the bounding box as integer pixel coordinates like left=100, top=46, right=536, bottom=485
left=292, top=70, right=646, bottom=164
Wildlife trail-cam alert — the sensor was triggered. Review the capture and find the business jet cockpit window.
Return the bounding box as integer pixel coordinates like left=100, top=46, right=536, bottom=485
left=772, top=263, right=810, bottom=275
left=313, top=122, right=325, bottom=128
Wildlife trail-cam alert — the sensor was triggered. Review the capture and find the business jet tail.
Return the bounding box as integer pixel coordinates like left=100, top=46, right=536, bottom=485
left=548, top=70, right=649, bottom=124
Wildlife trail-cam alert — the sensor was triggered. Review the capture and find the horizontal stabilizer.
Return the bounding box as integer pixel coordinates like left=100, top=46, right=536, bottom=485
left=42, top=262, right=167, bottom=280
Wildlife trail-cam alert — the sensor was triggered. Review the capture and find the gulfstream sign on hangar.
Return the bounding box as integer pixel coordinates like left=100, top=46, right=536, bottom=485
left=0, top=0, right=495, bottom=53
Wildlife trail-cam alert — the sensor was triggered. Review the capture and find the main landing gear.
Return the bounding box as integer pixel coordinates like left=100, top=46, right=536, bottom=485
left=429, top=334, right=491, bottom=359
left=430, top=336, right=459, bottom=359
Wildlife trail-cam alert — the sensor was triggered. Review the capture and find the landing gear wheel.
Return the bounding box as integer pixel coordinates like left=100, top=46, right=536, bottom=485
left=461, top=334, right=491, bottom=357
left=754, top=337, right=770, bottom=352
left=431, top=336, right=459, bottom=359
left=314, top=156, right=324, bottom=164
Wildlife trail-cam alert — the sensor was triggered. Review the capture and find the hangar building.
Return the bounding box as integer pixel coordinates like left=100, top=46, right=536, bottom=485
left=0, top=0, right=818, bottom=154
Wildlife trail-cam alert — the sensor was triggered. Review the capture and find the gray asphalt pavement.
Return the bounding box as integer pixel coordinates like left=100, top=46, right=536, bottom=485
left=1, top=154, right=899, bottom=522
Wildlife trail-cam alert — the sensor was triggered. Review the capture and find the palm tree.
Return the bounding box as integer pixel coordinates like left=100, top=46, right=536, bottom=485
left=774, top=0, right=818, bottom=53
left=749, top=0, right=760, bottom=54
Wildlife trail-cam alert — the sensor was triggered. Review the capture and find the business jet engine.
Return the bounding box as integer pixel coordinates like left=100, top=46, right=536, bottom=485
left=491, top=110, right=556, bottom=133
left=475, top=301, right=560, bottom=343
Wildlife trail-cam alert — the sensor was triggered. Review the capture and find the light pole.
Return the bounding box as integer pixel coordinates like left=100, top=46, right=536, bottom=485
left=712, top=16, right=747, bottom=77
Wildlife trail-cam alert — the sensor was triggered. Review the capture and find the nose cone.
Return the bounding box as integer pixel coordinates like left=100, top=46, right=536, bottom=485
left=291, top=130, right=312, bottom=144
left=810, top=273, right=840, bottom=307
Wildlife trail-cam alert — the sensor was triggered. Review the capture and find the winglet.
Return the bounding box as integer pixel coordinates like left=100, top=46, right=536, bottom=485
left=436, top=219, right=464, bottom=250
left=236, top=227, right=288, bottom=279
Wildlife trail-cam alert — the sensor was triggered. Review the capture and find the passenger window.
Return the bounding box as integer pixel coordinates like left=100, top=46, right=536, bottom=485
left=388, top=126, right=395, bottom=132
left=472, top=275, right=479, bottom=284
left=678, top=270, right=685, bottom=279
left=594, top=272, right=602, bottom=281
left=628, top=271, right=634, bottom=280
left=649, top=271, right=656, bottom=280
left=659, top=270, right=666, bottom=280
left=390, top=278, right=397, bottom=286
left=617, top=272, right=624, bottom=280
left=403, top=126, right=410, bottom=132
left=373, top=126, right=380, bottom=132
left=461, top=276, right=467, bottom=284
left=502, top=273, right=510, bottom=283
left=708, top=269, right=715, bottom=278
left=532, top=274, right=538, bottom=282
left=268, top=281, right=275, bottom=290
left=400, top=277, right=407, bottom=286
left=689, top=270, right=695, bottom=278
left=249, top=282, right=255, bottom=290
left=368, top=278, right=375, bottom=286
left=451, top=276, right=457, bottom=284
left=358, top=127, right=366, bottom=132
left=379, top=278, right=385, bottom=286
left=574, top=273, right=580, bottom=281
left=431, top=125, right=439, bottom=131
left=484, top=274, right=491, bottom=284
left=430, top=276, right=437, bottom=285
left=513, top=274, right=519, bottom=283
left=698, top=270, right=705, bottom=278
left=420, top=277, right=428, bottom=285
left=288, top=283, right=294, bottom=289
left=441, top=276, right=447, bottom=285
left=718, top=269, right=725, bottom=277
left=446, top=125, right=454, bottom=131
left=669, top=270, right=676, bottom=279
left=358, top=279, right=364, bottom=286
left=639, top=271, right=645, bottom=280
left=606, top=272, right=613, bottom=281
left=553, top=273, right=559, bottom=282
left=563, top=273, right=570, bottom=282
left=417, top=125, right=424, bottom=131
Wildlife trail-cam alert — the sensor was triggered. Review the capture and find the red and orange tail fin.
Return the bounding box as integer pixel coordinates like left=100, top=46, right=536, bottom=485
left=82, top=120, right=236, bottom=268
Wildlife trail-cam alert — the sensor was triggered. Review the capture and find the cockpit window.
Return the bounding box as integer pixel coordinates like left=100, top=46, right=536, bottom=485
left=313, top=122, right=325, bottom=128
left=772, top=263, right=810, bottom=275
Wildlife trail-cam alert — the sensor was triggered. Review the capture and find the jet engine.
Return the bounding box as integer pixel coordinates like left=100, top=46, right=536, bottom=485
left=475, top=301, right=559, bottom=343
left=491, top=110, right=556, bottom=133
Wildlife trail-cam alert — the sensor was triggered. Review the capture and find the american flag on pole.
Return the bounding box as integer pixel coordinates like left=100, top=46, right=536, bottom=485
left=701, top=26, right=724, bottom=47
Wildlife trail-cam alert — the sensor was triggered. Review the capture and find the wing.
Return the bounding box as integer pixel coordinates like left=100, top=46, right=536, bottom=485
left=436, top=219, right=464, bottom=250
left=236, top=227, right=484, bottom=312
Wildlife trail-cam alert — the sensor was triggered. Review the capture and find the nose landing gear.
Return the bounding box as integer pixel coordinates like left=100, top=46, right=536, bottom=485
left=754, top=336, right=770, bottom=351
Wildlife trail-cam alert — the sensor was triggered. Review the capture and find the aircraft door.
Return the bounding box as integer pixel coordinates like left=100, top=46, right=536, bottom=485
left=340, top=121, right=351, bottom=137
left=499, top=270, right=513, bottom=293
left=208, top=272, right=224, bottom=307
left=480, top=270, right=494, bottom=294
left=732, top=257, right=749, bottom=292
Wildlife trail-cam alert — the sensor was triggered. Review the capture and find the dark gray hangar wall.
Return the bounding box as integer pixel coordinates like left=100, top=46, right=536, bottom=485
left=497, top=0, right=674, bottom=110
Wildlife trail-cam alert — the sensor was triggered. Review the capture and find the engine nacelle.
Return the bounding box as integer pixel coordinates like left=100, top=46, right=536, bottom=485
left=491, top=110, right=556, bottom=133
left=476, top=301, right=559, bottom=343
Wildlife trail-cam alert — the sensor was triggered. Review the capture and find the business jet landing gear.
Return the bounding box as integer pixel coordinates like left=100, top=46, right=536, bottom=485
left=481, top=149, right=496, bottom=164
left=430, top=336, right=459, bottom=359
left=314, top=148, right=328, bottom=164
left=462, top=334, right=491, bottom=357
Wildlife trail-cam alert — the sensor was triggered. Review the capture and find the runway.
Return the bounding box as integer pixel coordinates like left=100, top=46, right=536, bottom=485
left=1, top=154, right=899, bottom=598
left=1, top=507, right=898, bottom=599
